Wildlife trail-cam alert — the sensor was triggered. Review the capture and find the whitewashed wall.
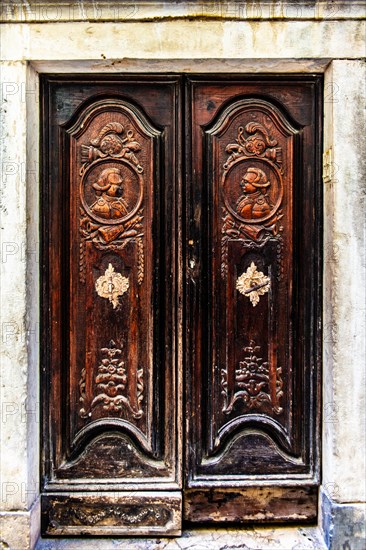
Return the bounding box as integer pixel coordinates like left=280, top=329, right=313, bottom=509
left=0, top=2, right=365, bottom=548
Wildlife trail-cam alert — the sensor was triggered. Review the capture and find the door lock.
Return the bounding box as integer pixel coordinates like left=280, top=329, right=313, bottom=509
left=95, top=263, right=129, bottom=309
left=236, top=262, right=270, bottom=307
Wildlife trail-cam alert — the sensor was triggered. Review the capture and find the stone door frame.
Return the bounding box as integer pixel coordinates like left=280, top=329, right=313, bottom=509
left=0, top=6, right=365, bottom=548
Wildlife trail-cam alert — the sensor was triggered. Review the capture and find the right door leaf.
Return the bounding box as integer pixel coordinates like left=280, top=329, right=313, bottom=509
left=186, top=78, right=322, bottom=516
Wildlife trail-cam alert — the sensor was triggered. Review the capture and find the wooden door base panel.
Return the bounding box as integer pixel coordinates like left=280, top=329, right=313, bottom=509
left=41, top=491, right=182, bottom=536
left=184, top=486, right=317, bottom=523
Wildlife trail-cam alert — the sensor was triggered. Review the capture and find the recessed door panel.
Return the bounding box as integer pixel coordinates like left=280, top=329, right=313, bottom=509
left=68, top=98, right=162, bottom=468
left=209, top=97, right=298, bottom=462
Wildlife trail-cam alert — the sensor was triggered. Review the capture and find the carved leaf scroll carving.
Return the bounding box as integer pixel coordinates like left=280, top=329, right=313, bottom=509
left=224, top=122, right=282, bottom=172
left=80, top=122, right=143, bottom=176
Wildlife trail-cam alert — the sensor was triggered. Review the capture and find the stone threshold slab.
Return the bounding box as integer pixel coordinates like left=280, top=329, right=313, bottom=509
left=35, top=526, right=326, bottom=549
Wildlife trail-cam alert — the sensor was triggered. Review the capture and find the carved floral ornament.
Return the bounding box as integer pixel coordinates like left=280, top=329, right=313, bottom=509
left=236, top=262, right=270, bottom=306
left=79, top=340, right=144, bottom=420
left=221, top=340, right=283, bottom=415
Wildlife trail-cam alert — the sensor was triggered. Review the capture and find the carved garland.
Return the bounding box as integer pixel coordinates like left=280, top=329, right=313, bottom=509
left=50, top=504, right=171, bottom=527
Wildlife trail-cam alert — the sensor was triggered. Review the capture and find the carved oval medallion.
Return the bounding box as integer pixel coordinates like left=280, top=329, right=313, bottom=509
left=80, top=158, right=144, bottom=226
left=222, top=157, right=283, bottom=225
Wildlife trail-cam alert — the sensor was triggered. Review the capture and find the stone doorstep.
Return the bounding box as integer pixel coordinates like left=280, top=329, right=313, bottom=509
left=34, top=527, right=327, bottom=550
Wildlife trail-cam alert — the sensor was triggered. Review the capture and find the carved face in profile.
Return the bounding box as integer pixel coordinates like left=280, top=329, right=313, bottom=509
left=237, top=167, right=272, bottom=220
left=240, top=167, right=270, bottom=194
left=91, top=168, right=129, bottom=220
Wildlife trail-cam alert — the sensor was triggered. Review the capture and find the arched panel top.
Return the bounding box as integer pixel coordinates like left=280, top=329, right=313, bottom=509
left=205, top=98, right=300, bottom=233
left=65, top=97, right=162, bottom=140
left=207, top=97, right=301, bottom=138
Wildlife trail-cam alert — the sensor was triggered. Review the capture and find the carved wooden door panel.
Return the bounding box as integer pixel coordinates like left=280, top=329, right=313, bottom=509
left=41, top=75, right=322, bottom=536
left=184, top=77, right=322, bottom=522
left=41, top=76, right=182, bottom=536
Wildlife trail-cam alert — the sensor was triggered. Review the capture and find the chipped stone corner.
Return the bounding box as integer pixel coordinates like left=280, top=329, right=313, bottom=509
left=320, top=488, right=366, bottom=550
left=0, top=497, right=40, bottom=550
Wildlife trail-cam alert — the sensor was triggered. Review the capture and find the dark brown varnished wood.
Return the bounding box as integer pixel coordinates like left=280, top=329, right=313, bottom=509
left=41, top=76, right=182, bottom=535
left=41, top=74, right=322, bottom=533
left=184, top=76, right=322, bottom=521
left=184, top=486, right=318, bottom=523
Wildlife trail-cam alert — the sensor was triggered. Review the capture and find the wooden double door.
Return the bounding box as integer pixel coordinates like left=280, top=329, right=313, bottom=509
left=41, top=75, right=322, bottom=535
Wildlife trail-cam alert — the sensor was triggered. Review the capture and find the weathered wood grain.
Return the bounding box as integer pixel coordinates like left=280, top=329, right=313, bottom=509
left=42, top=492, right=182, bottom=536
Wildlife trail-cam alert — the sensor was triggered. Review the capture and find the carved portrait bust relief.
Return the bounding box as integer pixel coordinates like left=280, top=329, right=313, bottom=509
left=90, top=167, right=129, bottom=220
left=80, top=159, right=143, bottom=227
left=236, top=167, right=272, bottom=220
